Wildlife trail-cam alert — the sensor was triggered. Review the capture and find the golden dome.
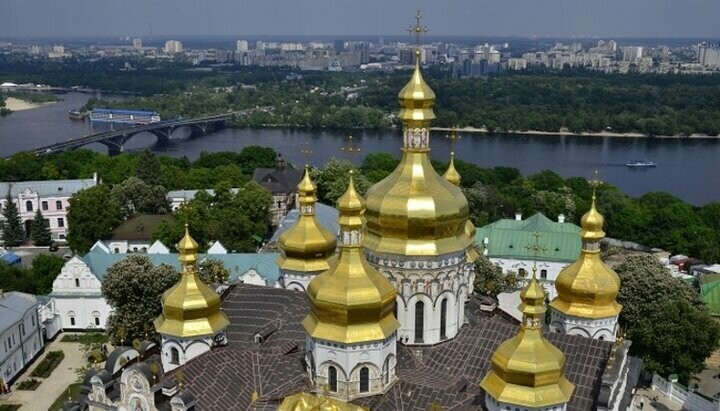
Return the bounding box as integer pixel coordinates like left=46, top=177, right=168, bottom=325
left=442, top=152, right=461, bottom=186
left=278, top=167, right=337, bottom=273
left=550, top=197, right=621, bottom=319
left=278, top=392, right=367, bottom=411
left=441, top=152, right=480, bottom=264
left=397, top=49, right=436, bottom=123
left=302, top=172, right=400, bottom=344
left=154, top=225, right=229, bottom=338
left=480, top=273, right=574, bottom=408
left=364, top=56, right=473, bottom=257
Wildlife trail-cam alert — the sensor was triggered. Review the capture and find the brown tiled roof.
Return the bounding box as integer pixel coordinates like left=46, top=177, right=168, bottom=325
left=171, top=284, right=616, bottom=410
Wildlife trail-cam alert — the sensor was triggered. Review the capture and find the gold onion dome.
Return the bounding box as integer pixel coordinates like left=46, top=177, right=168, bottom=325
left=364, top=51, right=472, bottom=257
left=442, top=152, right=461, bottom=186
left=278, top=167, right=337, bottom=272
left=278, top=392, right=367, bottom=411
left=302, top=171, right=400, bottom=344
left=550, top=196, right=621, bottom=319
left=442, top=153, right=480, bottom=264
left=480, top=272, right=574, bottom=408
left=154, top=225, right=229, bottom=338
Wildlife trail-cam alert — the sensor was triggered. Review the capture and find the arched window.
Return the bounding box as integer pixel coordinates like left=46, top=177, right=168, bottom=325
left=414, top=301, right=424, bottom=343
left=440, top=299, right=448, bottom=340
left=25, top=201, right=33, bottom=212
left=75, top=278, right=80, bottom=287
left=359, top=367, right=369, bottom=393
left=170, top=347, right=180, bottom=364
left=328, top=366, right=338, bottom=392
left=68, top=311, right=76, bottom=327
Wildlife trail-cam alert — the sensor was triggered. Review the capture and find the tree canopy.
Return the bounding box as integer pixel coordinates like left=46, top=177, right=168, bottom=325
left=101, top=254, right=179, bottom=344
left=473, top=252, right=517, bottom=298
left=2, top=195, right=25, bottom=246
left=0, top=254, right=65, bottom=295
left=31, top=209, right=52, bottom=246
left=67, top=185, right=121, bottom=254
left=110, top=177, right=170, bottom=220
left=615, top=254, right=720, bottom=383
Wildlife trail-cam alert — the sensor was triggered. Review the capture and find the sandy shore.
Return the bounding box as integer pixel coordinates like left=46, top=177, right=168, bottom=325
left=430, top=126, right=720, bottom=139
left=4, top=97, right=56, bottom=111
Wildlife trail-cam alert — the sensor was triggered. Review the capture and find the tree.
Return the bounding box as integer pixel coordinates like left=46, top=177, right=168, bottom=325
left=67, top=185, right=121, bottom=254
left=237, top=146, right=277, bottom=175
left=361, top=152, right=398, bottom=183
left=135, top=150, right=162, bottom=186
left=473, top=252, right=517, bottom=298
left=2, top=195, right=25, bottom=247
left=615, top=254, right=720, bottom=383
left=102, top=255, right=179, bottom=344
left=110, top=177, right=170, bottom=220
left=198, top=258, right=230, bottom=285
left=312, top=159, right=370, bottom=205
left=30, top=254, right=65, bottom=295
left=30, top=209, right=52, bottom=246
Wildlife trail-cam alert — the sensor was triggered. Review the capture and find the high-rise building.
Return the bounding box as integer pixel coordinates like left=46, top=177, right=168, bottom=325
left=164, top=40, right=183, bottom=54
left=698, top=43, right=720, bottom=67
left=622, top=46, right=643, bottom=62
left=132, top=38, right=142, bottom=50
left=236, top=40, right=248, bottom=52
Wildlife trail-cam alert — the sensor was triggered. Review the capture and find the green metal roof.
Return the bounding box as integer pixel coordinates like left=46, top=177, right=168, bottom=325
left=474, top=213, right=581, bottom=262
left=700, top=274, right=720, bottom=316
left=78, top=249, right=281, bottom=284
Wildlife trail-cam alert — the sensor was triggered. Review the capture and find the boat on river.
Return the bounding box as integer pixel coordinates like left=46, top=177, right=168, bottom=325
left=68, top=110, right=85, bottom=121
left=626, top=160, right=657, bottom=167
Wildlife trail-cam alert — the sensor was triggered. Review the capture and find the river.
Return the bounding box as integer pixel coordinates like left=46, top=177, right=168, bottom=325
left=0, top=92, right=718, bottom=205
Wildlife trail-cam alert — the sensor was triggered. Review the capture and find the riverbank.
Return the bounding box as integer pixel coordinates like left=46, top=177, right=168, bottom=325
left=430, top=126, right=720, bottom=140
left=4, top=97, right=56, bottom=112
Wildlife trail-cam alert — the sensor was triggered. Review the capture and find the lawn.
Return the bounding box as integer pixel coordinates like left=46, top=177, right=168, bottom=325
left=48, top=382, right=82, bottom=411
left=30, top=350, right=64, bottom=378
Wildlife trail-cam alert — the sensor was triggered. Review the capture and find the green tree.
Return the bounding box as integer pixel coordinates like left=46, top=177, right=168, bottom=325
left=31, top=209, right=52, bottom=246
left=110, top=177, right=170, bottom=220
left=198, top=258, right=230, bottom=285
left=312, top=159, right=370, bottom=205
left=30, top=254, right=65, bottom=295
left=615, top=254, right=720, bottom=383
left=2, top=195, right=25, bottom=247
left=135, top=150, right=162, bottom=186
left=237, top=146, right=277, bottom=175
left=473, top=252, right=517, bottom=298
left=361, top=152, right=398, bottom=183
left=102, top=255, right=179, bottom=344
left=67, top=185, right=121, bottom=254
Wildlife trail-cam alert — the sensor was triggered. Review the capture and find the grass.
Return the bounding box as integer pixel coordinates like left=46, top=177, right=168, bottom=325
left=30, top=350, right=64, bottom=378
left=60, top=334, right=81, bottom=342
left=0, top=405, right=21, bottom=411
left=48, top=382, right=82, bottom=411
left=16, top=378, right=41, bottom=390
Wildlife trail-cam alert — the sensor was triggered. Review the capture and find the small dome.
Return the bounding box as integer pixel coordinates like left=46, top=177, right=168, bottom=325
left=550, top=198, right=621, bottom=319
left=442, top=152, right=461, bottom=187
left=278, top=167, right=337, bottom=273
left=481, top=275, right=574, bottom=408
left=154, top=226, right=229, bottom=338
left=302, top=172, right=399, bottom=344
left=278, top=392, right=367, bottom=411
left=397, top=50, right=436, bottom=123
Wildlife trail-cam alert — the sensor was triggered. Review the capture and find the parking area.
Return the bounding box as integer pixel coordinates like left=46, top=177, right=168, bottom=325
left=5, top=246, right=72, bottom=268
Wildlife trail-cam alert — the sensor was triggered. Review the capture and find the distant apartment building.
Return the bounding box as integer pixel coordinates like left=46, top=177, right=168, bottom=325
left=132, top=38, right=143, bottom=50
left=622, top=46, right=643, bottom=62
left=0, top=174, right=98, bottom=243
left=698, top=43, right=720, bottom=68
left=164, top=40, right=183, bottom=54
left=236, top=40, right=248, bottom=52
left=48, top=45, right=65, bottom=58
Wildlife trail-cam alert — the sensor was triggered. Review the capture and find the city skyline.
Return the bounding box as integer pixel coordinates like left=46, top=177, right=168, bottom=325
left=1, top=0, right=719, bottom=39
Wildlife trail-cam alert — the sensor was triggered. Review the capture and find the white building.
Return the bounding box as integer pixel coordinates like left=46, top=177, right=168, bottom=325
left=622, top=46, right=643, bottom=62
left=0, top=292, right=44, bottom=387
left=0, top=174, right=98, bottom=243
left=164, top=40, right=183, bottom=54
left=236, top=40, right=248, bottom=52
left=698, top=43, right=720, bottom=68
left=475, top=212, right=581, bottom=301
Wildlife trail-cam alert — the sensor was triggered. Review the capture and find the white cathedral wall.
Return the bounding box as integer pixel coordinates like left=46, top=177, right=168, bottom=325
left=489, top=257, right=570, bottom=300
left=281, top=270, right=317, bottom=293
left=307, top=333, right=397, bottom=400
left=366, top=249, right=471, bottom=346
left=484, top=393, right=567, bottom=411
left=160, top=335, right=213, bottom=372
left=52, top=257, right=112, bottom=329
left=550, top=309, right=618, bottom=342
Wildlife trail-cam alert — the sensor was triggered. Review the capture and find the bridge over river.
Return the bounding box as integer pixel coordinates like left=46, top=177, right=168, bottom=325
left=27, top=107, right=271, bottom=156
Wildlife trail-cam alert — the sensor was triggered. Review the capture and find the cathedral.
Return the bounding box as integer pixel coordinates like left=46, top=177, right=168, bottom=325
left=76, top=13, right=640, bottom=411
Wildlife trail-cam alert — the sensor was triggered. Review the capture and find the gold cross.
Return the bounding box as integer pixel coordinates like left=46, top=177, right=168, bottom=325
left=446, top=126, right=461, bottom=154
left=340, top=135, right=360, bottom=160
left=301, top=140, right=313, bottom=164
left=589, top=169, right=602, bottom=199
left=407, top=10, right=428, bottom=49
left=524, top=232, right=547, bottom=277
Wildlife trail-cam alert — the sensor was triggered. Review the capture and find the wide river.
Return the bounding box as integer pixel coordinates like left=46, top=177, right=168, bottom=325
left=1, top=92, right=718, bottom=205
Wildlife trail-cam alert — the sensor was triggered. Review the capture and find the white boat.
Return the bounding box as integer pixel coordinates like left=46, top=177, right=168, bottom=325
left=626, top=160, right=657, bottom=167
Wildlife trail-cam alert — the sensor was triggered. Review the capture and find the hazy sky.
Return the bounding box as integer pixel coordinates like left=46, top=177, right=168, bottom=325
left=1, top=0, right=719, bottom=39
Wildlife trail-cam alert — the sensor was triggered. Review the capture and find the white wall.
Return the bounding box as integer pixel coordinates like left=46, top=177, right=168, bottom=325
left=490, top=257, right=570, bottom=300
left=52, top=257, right=112, bottom=329
left=0, top=301, right=43, bottom=385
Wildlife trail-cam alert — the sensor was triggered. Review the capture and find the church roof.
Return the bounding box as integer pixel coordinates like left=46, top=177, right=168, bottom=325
left=167, top=284, right=625, bottom=411
left=475, top=213, right=581, bottom=262
left=0, top=175, right=97, bottom=198
left=267, top=202, right=339, bottom=249
left=78, top=249, right=281, bottom=284
left=252, top=167, right=304, bottom=195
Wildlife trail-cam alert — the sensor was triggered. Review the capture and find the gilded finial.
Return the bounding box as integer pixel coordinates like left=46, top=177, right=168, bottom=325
left=301, top=140, right=313, bottom=164
left=340, top=135, right=361, bottom=160
left=446, top=126, right=461, bottom=153
left=589, top=169, right=602, bottom=202
left=581, top=170, right=606, bottom=239
left=407, top=9, right=428, bottom=62
left=178, top=224, right=199, bottom=269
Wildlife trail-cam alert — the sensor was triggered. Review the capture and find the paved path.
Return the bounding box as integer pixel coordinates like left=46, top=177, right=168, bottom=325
left=629, top=388, right=683, bottom=411
left=0, top=333, right=87, bottom=410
